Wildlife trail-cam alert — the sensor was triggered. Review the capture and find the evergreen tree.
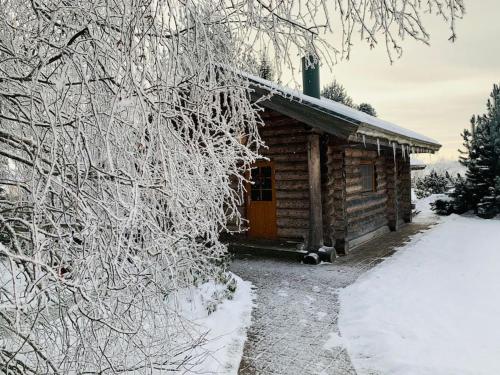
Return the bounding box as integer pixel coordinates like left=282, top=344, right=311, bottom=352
left=321, top=80, right=354, bottom=107
left=258, top=54, right=275, bottom=81
left=321, top=81, right=377, bottom=117
left=414, top=170, right=454, bottom=199
left=357, top=102, right=377, bottom=117
left=452, top=84, right=500, bottom=218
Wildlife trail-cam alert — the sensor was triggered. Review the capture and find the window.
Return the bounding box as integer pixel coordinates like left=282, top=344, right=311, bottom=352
left=360, top=162, right=376, bottom=193
left=250, top=166, right=273, bottom=201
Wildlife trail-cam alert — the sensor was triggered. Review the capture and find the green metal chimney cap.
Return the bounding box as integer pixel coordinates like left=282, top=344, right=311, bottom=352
left=302, top=56, right=320, bottom=99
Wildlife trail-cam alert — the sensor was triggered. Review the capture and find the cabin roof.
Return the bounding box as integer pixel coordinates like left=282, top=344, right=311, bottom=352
left=241, top=71, right=441, bottom=153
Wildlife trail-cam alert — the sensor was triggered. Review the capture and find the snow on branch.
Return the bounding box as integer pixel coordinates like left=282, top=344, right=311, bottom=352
left=0, top=0, right=464, bottom=373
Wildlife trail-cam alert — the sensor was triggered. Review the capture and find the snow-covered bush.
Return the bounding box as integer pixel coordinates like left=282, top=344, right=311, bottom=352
left=430, top=198, right=454, bottom=216
left=0, top=0, right=465, bottom=372
left=414, top=170, right=455, bottom=199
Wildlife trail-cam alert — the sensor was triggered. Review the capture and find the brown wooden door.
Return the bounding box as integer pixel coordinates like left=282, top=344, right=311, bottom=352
left=247, top=162, right=277, bottom=239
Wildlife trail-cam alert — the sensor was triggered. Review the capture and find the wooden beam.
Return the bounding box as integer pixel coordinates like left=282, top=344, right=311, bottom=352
left=307, top=133, right=324, bottom=250
left=401, top=157, right=412, bottom=223
left=386, top=154, right=400, bottom=231
left=251, top=87, right=358, bottom=139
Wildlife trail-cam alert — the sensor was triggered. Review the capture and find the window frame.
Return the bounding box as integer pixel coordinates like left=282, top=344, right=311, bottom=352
left=359, top=160, right=377, bottom=193
left=249, top=164, right=274, bottom=202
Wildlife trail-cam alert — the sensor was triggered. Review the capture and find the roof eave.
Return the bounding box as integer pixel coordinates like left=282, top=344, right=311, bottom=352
left=250, top=85, right=359, bottom=139
left=355, top=123, right=441, bottom=153
left=247, top=78, right=440, bottom=154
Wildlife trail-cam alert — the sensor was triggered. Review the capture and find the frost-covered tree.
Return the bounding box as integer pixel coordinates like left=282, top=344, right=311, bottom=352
left=452, top=85, right=500, bottom=217
left=357, top=102, right=378, bottom=117
left=322, top=80, right=354, bottom=107
left=0, top=158, right=7, bottom=195
left=0, top=0, right=465, bottom=372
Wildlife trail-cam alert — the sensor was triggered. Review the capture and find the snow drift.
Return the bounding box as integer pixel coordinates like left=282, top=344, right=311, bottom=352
left=339, top=201, right=500, bottom=375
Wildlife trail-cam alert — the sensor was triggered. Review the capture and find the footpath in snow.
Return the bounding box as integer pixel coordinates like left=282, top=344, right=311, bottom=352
left=339, top=197, right=500, bottom=375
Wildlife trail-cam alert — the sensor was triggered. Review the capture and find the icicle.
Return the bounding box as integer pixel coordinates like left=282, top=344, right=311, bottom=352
left=362, top=134, right=366, bottom=148
left=402, top=144, right=406, bottom=160
left=392, top=142, right=396, bottom=162
left=377, top=138, right=380, bottom=156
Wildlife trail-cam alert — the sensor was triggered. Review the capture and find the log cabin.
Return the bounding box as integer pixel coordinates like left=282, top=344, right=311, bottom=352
left=231, top=58, right=440, bottom=260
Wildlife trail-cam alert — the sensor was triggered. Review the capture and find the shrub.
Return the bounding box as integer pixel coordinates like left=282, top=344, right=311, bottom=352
left=430, top=199, right=454, bottom=216
left=414, top=170, right=455, bottom=199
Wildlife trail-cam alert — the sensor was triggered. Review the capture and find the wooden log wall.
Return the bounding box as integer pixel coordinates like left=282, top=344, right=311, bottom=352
left=342, top=147, right=389, bottom=243
left=259, top=110, right=310, bottom=240
left=324, top=140, right=415, bottom=253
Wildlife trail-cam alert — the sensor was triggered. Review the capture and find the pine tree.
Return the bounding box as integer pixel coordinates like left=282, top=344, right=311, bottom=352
left=258, top=54, right=275, bottom=81
left=357, top=102, right=377, bottom=117
left=321, top=80, right=354, bottom=107
left=447, top=173, right=469, bottom=213
left=453, top=84, right=500, bottom=218
left=321, top=82, right=377, bottom=116
left=414, top=170, right=453, bottom=199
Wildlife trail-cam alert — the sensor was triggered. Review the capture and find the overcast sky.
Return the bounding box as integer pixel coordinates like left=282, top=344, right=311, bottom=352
left=281, top=1, right=500, bottom=162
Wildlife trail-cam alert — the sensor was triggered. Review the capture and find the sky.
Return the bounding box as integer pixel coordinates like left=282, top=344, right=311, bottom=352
left=280, top=0, right=500, bottom=162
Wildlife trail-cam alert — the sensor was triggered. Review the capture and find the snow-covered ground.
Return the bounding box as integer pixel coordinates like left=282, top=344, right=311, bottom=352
left=339, top=197, right=500, bottom=375
left=182, top=274, right=254, bottom=374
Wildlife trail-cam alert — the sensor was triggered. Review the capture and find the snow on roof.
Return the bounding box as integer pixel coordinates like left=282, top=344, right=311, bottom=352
left=241, top=70, right=440, bottom=150
left=410, top=158, right=427, bottom=166
left=410, top=158, right=427, bottom=170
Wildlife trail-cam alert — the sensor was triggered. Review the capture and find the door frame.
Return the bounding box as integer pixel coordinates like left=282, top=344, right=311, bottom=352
left=245, top=160, right=278, bottom=239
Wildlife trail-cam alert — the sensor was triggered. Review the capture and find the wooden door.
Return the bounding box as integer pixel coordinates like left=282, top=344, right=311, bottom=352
left=247, top=162, right=277, bottom=239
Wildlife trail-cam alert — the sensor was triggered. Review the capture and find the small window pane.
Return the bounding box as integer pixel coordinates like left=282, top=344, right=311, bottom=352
left=262, top=177, right=272, bottom=190
left=360, top=164, right=375, bottom=192
left=250, top=166, right=274, bottom=201
left=261, top=189, right=272, bottom=201
left=251, top=189, right=261, bottom=201
left=251, top=169, right=260, bottom=186
left=262, top=166, right=272, bottom=178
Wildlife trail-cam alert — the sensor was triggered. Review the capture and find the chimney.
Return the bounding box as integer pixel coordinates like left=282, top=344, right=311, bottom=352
left=302, top=56, right=320, bottom=99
